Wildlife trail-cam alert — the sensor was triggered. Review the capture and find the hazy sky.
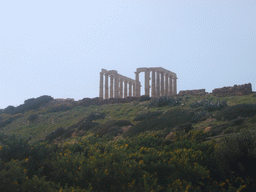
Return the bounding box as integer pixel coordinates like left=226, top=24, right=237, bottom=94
left=1, top=0, right=255, bottom=109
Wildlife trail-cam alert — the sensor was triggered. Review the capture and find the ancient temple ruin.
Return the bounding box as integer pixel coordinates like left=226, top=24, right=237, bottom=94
left=99, top=67, right=177, bottom=99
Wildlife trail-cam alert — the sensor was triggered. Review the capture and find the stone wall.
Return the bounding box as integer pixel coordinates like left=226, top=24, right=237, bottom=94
left=212, top=83, right=252, bottom=96
left=178, top=89, right=206, bottom=96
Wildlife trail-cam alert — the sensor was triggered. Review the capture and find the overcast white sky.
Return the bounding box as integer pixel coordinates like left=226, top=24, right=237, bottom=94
left=0, top=0, right=255, bottom=109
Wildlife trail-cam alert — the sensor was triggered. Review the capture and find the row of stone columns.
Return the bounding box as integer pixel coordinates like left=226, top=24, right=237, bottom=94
left=135, top=67, right=177, bottom=97
left=151, top=71, right=177, bottom=97
left=99, top=69, right=136, bottom=99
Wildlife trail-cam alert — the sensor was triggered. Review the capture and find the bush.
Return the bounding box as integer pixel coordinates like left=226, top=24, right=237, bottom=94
left=77, top=121, right=99, bottom=131
left=190, top=99, right=227, bottom=112
left=125, top=109, right=196, bottom=137
left=22, top=175, right=59, bottom=192
left=217, top=104, right=256, bottom=121
left=2, top=105, right=16, bottom=114
left=139, top=95, right=151, bottom=102
left=133, top=111, right=162, bottom=121
left=2, top=95, right=53, bottom=114
left=0, top=135, right=31, bottom=162
left=209, top=123, right=229, bottom=136
left=174, top=123, right=193, bottom=133
left=0, top=159, right=26, bottom=192
left=44, top=127, right=66, bottom=142
left=95, top=120, right=133, bottom=137
left=181, top=129, right=209, bottom=143
left=27, top=114, right=38, bottom=122
left=0, top=117, right=15, bottom=128
left=61, top=128, right=75, bottom=139
left=215, top=130, right=256, bottom=179
left=47, top=104, right=73, bottom=113
left=86, top=112, right=105, bottom=121
left=229, top=117, right=245, bottom=126
left=149, top=96, right=181, bottom=107
left=190, top=110, right=208, bottom=123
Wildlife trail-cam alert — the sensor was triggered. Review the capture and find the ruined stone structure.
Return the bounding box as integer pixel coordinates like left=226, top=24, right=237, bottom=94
left=99, top=69, right=137, bottom=99
left=212, top=83, right=252, bottom=96
left=99, top=67, right=177, bottom=99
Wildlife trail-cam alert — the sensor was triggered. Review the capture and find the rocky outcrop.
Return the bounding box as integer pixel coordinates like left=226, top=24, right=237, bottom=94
left=178, top=89, right=206, bottom=96
left=212, top=83, right=252, bottom=96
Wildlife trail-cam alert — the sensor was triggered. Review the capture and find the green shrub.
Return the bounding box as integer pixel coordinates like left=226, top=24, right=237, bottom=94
left=22, top=175, right=59, bottom=192
left=27, top=114, right=39, bottom=122
left=47, top=104, right=73, bottom=113
left=69, top=112, right=105, bottom=132
left=209, top=124, right=229, bottom=136
left=0, top=135, right=31, bottom=162
left=25, top=142, right=59, bottom=178
left=180, top=129, right=209, bottom=143
left=0, top=114, right=23, bottom=128
left=190, top=110, right=208, bottom=123
left=149, top=96, right=181, bottom=107
left=95, top=120, right=133, bottom=137
left=174, top=123, right=193, bottom=133
left=229, top=117, right=245, bottom=126
left=133, top=111, right=162, bottom=121
left=77, top=121, right=99, bottom=131
left=86, top=112, right=105, bottom=121
left=139, top=95, right=151, bottom=102
left=190, top=99, right=227, bottom=112
left=0, top=159, right=26, bottom=192
left=2, top=105, right=16, bottom=114
left=44, top=127, right=66, bottom=142
left=125, top=109, right=195, bottom=137
left=217, top=104, right=256, bottom=120
left=215, top=130, right=256, bottom=179
left=2, top=95, right=53, bottom=114
left=61, top=128, right=75, bottom=139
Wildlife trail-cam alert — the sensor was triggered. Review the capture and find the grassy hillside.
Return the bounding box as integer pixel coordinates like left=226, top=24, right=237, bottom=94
left=1, top=93, right=256, bottom=143
left=1, top=93, right=256, bottom=191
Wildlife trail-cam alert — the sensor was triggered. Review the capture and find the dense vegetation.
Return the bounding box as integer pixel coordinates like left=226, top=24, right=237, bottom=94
left=1, top=93, right=256, bottom=191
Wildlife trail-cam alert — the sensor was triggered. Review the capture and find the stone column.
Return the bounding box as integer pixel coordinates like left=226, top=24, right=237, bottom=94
left=110, top=76, right=114, bottom=98
left=161, top=72, right=164, bottom=96
left=169, top=76, right=173, bottom=96
left=133, top=83, right=136, bottom=97
left=165, top=73, right=169, bottom=96
left=156, top=71, right=160, bottom=97
left=114, top=75, right=119, bottom=98
left=135, top=72, right=140, bottom=97
left=99, top=72, right=103, bottom=99
left=105, top=74, right=109, bottom=99
left=174, top=77, right=177, bottom=95
left=120, top=79, right=123, bottom=98
left=145, top=70, right=150, bottom=96
left=124, top=81, right=128, bottom=98
left=151, top=70, right=155, bottom=97
left=129, top=82, right=132, bottom=97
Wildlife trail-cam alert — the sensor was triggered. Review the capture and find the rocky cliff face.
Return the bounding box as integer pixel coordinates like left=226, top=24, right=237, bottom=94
left=212, top=83, right=252, bottom=96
